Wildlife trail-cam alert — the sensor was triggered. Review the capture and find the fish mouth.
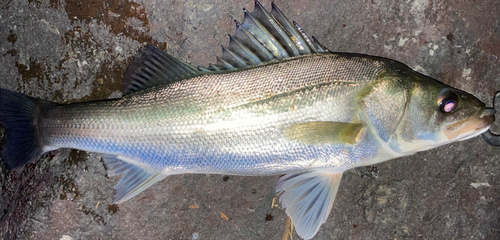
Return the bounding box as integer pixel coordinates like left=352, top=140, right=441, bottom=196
left=444, top=108, right=495, bottom=141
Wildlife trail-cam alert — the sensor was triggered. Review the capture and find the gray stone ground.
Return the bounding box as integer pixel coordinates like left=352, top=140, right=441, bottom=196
left=0, top=0, right=499, bottom=239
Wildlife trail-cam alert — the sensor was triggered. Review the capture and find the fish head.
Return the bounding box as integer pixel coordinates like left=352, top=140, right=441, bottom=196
left=359, top=62, right=494, bottom=154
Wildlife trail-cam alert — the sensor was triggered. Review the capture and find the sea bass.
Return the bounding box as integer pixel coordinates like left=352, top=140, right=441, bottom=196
left=0, top=1, right=495, bottom=239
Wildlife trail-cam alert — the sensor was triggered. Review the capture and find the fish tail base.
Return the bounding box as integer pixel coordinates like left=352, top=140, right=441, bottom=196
left=0, top=89, right=54, bottom=169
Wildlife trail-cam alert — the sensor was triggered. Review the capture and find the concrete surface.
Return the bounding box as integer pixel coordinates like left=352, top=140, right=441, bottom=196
left=0, top=0, right=499, bottom=239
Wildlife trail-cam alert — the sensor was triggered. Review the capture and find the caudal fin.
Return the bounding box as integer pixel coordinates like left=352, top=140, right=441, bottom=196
left=0, top=89, right=53, bottom=169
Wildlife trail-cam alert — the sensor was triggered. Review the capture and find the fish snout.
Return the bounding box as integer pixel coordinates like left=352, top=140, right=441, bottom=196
left=480, top=108, right=495, bottom=126
left=444, top=107, right=495, bottom=141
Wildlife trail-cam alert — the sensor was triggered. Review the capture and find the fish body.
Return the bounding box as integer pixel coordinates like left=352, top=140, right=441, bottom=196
left=41, top=53, right=393, bottom=176
left=0, top=1, right=495, bottom=239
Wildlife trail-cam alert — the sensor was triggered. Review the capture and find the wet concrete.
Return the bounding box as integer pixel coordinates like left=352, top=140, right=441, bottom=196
left=0, top=0, right=499, bottom=239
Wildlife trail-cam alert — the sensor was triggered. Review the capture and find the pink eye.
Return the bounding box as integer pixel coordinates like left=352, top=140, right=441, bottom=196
left=443, top=100, right=457, bottom=113
left=438, top=90, right=459, bottom=113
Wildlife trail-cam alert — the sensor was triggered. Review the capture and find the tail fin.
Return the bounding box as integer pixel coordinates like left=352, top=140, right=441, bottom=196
left=0, top=89, right=53, bottom=169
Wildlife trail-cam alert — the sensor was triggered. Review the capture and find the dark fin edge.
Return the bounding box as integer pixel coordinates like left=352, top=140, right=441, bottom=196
left=0, top=89, right=52, bottom=169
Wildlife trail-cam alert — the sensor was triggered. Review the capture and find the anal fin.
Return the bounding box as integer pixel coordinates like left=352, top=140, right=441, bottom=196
left=102, top=155, right=167, bottom=204
left=276, top=171, right=343, bottom=240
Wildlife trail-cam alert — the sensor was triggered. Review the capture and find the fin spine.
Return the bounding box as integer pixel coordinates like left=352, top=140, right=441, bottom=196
left=210, top=1, right=329, bottom=71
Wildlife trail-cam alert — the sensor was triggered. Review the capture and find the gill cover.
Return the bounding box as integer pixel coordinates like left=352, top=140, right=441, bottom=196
left=358, top=72, right=410, bottom=143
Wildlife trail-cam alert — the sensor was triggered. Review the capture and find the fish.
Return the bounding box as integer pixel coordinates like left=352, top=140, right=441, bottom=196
left=0, top=1, right=495, bottom=239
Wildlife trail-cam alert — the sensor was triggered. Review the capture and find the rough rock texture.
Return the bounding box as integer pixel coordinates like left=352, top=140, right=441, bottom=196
left=0, top=0, right=499, bottom=239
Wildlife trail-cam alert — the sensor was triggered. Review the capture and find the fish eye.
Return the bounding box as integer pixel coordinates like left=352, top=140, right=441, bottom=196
left=438, top=89, right=459, bottom=113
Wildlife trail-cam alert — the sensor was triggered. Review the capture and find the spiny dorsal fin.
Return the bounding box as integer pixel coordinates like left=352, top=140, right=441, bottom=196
left=269, top=2, right=312, bottom=55
left=123, top=45, right=202, bottom=95
left=212, top=0, right=329, bottom=71
left=123, top=1, right=329, bottom=92
left=252, top=1, right=300, bottom=56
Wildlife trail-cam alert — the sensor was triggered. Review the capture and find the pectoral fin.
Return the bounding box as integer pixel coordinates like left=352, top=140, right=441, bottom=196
left=102, top=155, right=167, bottom=204
left=276, top=171, right=343, bottom=240
left=283, top=122, right=365, bottom=145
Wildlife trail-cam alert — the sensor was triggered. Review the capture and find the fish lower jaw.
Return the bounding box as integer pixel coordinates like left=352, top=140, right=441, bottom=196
left=460, top=111, right=494, bottom=141
left=457, top=126, right=491, bottom=141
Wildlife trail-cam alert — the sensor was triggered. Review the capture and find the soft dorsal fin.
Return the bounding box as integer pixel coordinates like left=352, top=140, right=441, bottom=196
left=123, top=45, right=202, bottom=95
left=198, top=0, right=329, bottom=71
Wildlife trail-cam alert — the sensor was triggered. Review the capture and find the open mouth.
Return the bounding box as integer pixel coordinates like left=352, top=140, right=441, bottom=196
left=445, top=108, right=495, bottom=141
